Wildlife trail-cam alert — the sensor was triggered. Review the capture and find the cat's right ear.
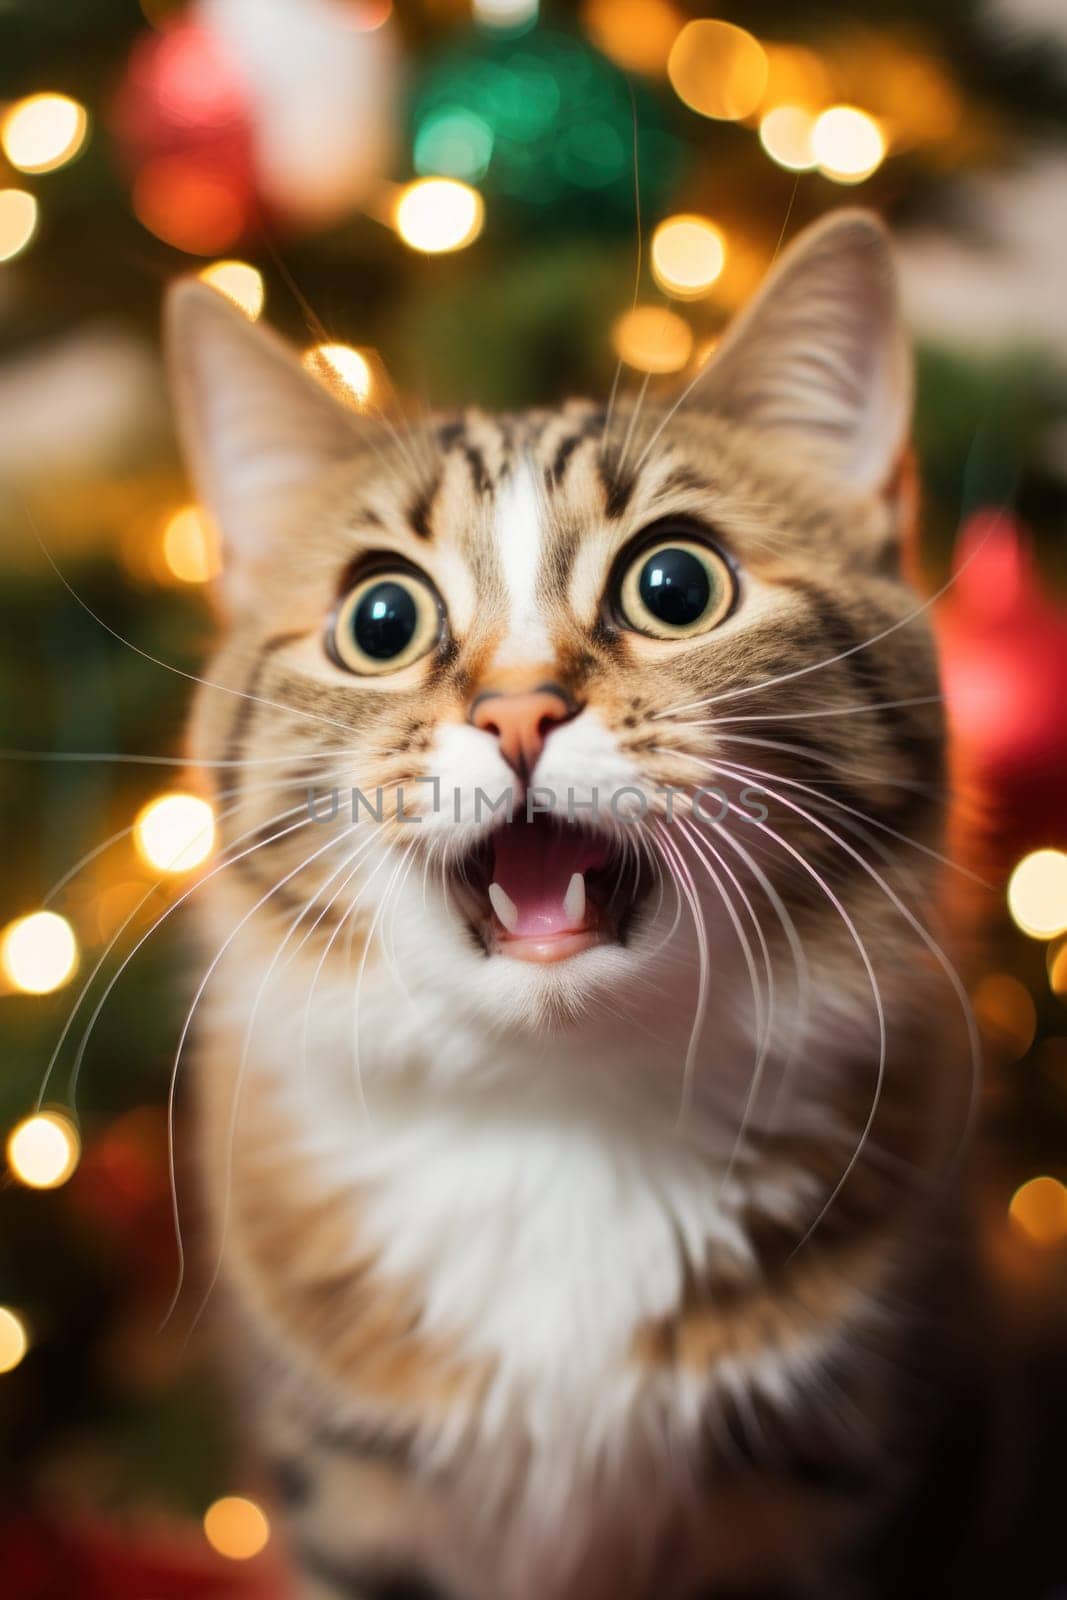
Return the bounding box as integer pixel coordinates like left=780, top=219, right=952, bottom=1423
left=164, top=282, right=362, bottom=607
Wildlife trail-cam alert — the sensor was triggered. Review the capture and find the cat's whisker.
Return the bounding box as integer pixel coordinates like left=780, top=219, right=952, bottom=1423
left=0, top=744, right=360, bottom=768
left=651, top=822, right=711, bottom=1126
left=674, top=816, right=775, bottom=1191
left=163, top=818, right=361, bottom=1335
left=349, top=840, right=421, bottom=1113
left=655, top=693, right=943, bottom=725
left=710, top=755, right=982, bottom=1214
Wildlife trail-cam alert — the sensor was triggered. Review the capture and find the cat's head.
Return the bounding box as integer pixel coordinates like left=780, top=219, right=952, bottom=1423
left=167, top=211, right=942, bottom=1084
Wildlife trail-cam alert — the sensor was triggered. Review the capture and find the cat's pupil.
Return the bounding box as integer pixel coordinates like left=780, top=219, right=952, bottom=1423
left=353, top=581, right=418, bottom=660
left=639, top=547, right=711, bottom=628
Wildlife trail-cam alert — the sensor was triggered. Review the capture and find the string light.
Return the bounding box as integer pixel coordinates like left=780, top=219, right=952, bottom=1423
left=1, top=93, right=88, bottom=174
left=0, top=189, right=39, bottom=263
left=668, top=21, right=768, bottom=123
left=581, top=0, right=683, bottom=76
left=0, top=1308, right=29, bottom=1375
left=7, top=1112, right=81, bottom=1190
left=303, top=343, right=373, bottom=406
left=612, top=306, right=692, bottom=374
left=162, top=506, right=223, bottom=584
left=1, top=912, right=77, bottom=995
left=197, top=260, right=265, bottom=320
left=394, top=178, right=484, bottom=254
left=758, top=106, right=817, bottom=171
left=1009, top=1176, right=1067, bottom=1248
left=811, top=106, right=886, bottom=183
left=650, top=215, right=726, bottom=299
left=1007, top=849, right=1067, bottom=940
left=203, top=1496, right=271, bottom=1560
left=134, top=793, right=216, bottom=874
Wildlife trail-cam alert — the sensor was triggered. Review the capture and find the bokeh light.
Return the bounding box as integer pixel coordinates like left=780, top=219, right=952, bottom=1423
left=1007, top=849, right=1067, bottom=940
left=197, top=259, right=264, bottom=320
left=1009, top=1175, right=1067, bottom=1248
left=472, top=0, right=538, bottom=30
left=581, top=0, right=683, bottom=76
left=162, top=505, right=223, bottom=584
left=1049, top=939, right=1067, bottom=997
left=414, top=109, right=494, bottom=183
left=759, top=44, right=832, bottom=113
left=203, top=1496, right=271, bottom=1560
left=612, top=305, right=692, bottom=373
left=134, top=793, right=215, bottom=874
left=0, top=1308, right=29, bottom=1375
left=651, top=214, right=726, bottom=299
left=668, top=21, right=768, bottom=123
left=811, top=105, right=886, bottom=183
left=1, top=912, right=78, bottom=995
left=971, top=972, right=1037, bottom=1060
left=7, top=1112, right=81, bottom=1190
left=394, top=178, right=484, bottom=253
left=303, top=343, right=373, bottom=407
left=1, top=93, right=88, bottom=174
left=132, top=157, right=247, bottom=255
left=0, top=188, right=39, bottom=263
left=759, top=105, right=817, bottom=171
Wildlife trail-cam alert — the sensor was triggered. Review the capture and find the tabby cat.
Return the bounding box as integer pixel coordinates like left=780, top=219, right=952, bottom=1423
left=166, top=211, right=975, bottom=1600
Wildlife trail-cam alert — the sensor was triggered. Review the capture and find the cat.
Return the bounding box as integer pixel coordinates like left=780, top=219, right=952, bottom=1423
left=166, top=209, right=977, bottom=1600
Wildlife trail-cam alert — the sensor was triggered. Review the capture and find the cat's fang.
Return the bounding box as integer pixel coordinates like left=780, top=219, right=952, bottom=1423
left=488, top=881, right=520, bottom=933
left=563, top=872, right=585, bottom=924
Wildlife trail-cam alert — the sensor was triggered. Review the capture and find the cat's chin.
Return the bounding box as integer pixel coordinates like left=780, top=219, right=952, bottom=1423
left=445, top=812, right=654, bottom=966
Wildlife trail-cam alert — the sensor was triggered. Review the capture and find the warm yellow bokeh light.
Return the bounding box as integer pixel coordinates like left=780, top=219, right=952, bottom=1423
left=7, top=1112, right=81, bottom=1190
left=197, top=259, right=265, bottom=320
left=162, top=506, right=223, bottom=584
left=759, top=105, right=817, bottom=171
left=394, top=178, right=484, bottom=254
left=1049, top=939, right=1067, bottom=997
left=1009, top=1175, right=1067, bottom=1248
left=203, top=1496, right=271, bottom=1561
left=971, top=972, right=1037, bottom=1060
left=811, top=105, right=886, bottom=183
left=612, top=305, right=693, bottom=374
left=1, top=93, right=88, bottom=175
left=582, top=0, right=682, bottom=76
left=0, top=189, right=39, bottom=262
left=1007, top=849, right=1067, bottom=940
left=0, top=1308, right=29, bottom=1375
left=650, top=214, right=726, bottom=299
left=303, top=342, right=373, bottom=406
left=759, top=43, right=832, bottom=114
left=1, top=912, right=78, bottom=995
left=134, top=793, right=216, bottom=874
left=668, top=21, right=768, bottom=123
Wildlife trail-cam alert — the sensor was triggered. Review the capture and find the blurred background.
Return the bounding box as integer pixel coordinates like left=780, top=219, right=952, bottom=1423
left=0, top=0, right=1066, bottom=1593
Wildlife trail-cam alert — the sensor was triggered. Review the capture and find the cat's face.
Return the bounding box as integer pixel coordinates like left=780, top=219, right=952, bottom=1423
left=169, top=212, right=942, bottom=1086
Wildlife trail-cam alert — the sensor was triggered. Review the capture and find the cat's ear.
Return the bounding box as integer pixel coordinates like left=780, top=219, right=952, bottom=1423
left=164, top=281, right=363, bottom=602
left=690, top=210, right=911, bottom=496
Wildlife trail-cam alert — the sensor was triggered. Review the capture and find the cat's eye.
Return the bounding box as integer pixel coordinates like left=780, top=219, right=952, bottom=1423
left=615, top=533, right=735, bottom=641
left=328, top=567, right=443, bottom=676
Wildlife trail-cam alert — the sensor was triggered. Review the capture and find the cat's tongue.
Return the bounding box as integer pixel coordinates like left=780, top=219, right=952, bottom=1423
left=489, top=821, right=608, bottom=937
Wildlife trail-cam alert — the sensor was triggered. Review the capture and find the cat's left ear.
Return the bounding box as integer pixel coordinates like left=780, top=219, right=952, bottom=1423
left=165, top=281, right=365, bottom=605
left=689, top=209, right=911, bottom=499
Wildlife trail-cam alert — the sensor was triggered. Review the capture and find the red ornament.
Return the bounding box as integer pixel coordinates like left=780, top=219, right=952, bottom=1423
left=936, top=509, right=1067, bottom=861
left=112, top=22, right=260, bottom=254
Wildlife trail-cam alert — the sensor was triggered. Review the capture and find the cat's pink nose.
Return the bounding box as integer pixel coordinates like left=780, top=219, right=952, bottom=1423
left=469, top=686, right=576, bottom=778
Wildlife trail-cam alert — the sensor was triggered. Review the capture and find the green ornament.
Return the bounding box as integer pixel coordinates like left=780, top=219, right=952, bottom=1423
left=408, top=27, right=685, bottom=234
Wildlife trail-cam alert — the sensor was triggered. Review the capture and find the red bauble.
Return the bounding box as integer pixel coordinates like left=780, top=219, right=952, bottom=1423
left=936, top=510, right=1067, bottom=859
left=112, top=22, right=260, bottom=254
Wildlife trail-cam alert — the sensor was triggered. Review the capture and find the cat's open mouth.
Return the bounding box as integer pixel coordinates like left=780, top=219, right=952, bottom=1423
left=449, top=814, right=654, bottom=965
